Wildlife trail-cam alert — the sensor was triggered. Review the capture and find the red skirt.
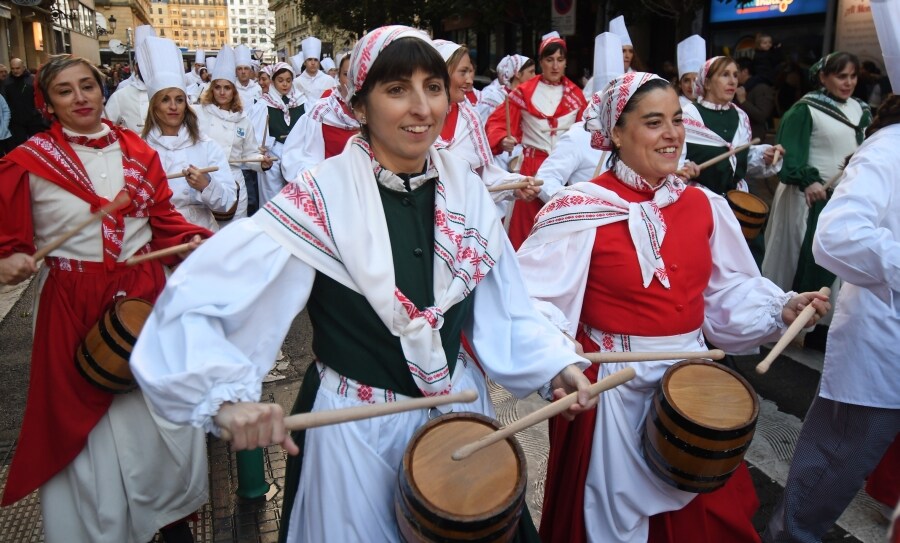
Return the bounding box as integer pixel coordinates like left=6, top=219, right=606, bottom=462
left=506, top=147, right=549, bottom=250
left=2, top=257, right=166, bottom=505
left=866, top=435, right=900, bottom=507
left=539, top=332, right=760, bottom=543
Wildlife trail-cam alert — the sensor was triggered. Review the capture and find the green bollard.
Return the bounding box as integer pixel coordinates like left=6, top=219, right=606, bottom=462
left=235, top=448, right=269, bottom=500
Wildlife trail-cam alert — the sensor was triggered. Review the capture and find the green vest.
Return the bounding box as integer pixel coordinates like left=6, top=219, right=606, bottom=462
left=268, top=104, right=304, bottom=143
left=305, top=177, right=473, bottom=397
left=687, top=105, right=749, bottom=195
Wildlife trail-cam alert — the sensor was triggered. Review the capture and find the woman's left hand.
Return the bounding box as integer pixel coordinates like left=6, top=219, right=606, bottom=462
left=764, top=144, right=786, bottom=165
left=261, top=155, right=274, bottom=171
left=781, top=291, right=831, bottom=327
left=514, top=177, right=541, bottom=201
left=184, top=165, right=211, bottom=191
left=676, top=161, right=701, bottom=180
left=178, top=235, right=205, bottom=261
left=549, top=364, right=598, bottom=421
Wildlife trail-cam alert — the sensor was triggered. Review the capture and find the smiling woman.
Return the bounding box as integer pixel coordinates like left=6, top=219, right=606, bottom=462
left=516, top=72, right=831, bottom=543
left=0, top=54, right=213, bottom=543
left=129, top=25, right=597, bottom=543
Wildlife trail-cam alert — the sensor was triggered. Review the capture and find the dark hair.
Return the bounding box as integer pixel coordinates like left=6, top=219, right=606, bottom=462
left=606, top=78, right=674, bottom=169
left=865, top=94, right=900, bottom=137
left=821, top=52, right=859, bottom=77
left=339, top=54, right=351, bottom=72
left=736, top=57, right=754, bottom=74
left=350, top=37, right=450, bottom=138
left=540, top=42, right=567, bottom=61
left=521, top=59, right=536, bottom=73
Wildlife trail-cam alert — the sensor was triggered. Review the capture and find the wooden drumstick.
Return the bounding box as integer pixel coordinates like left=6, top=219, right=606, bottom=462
left=755, top=286, right=831, bottom=374
left=33, top=194, right=130, bottom=261
left=695, top=138, right=761, bottom=171
left=591, top=151, right=610, bottom=179
left=229, top=157, right=279, bottom=164
left=451, top=367, right=636, bottom=461
left=487, top=178, right=544, bottom=193
left=585, top=349, right=725, bottom=364
left=125, top=242, right=193, bottom=266
left=218, top=390, right=478, bottom=441
left=166, top=166, right=219, bottom=180
left=261, top=113, right=269, bottom=152
left=772, top=148, right=781, bottom=165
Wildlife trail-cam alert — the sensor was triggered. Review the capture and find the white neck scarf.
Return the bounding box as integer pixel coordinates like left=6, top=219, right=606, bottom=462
left=261, top=85, right=306, bottom=124
left=253, top=136, right=504, bottom=395
left=202, top=103, right=245, bottom=123
left=682, top=101, right=752, bottom=172
left=308, top=92, right=359, bottom=131
left=146, top=124, right=195, bottom=151
left=524, top=160, right=686, bottom=289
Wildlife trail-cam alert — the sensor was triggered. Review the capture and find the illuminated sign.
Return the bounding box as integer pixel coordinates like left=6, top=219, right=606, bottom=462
left=709, top=0, right=829, bottom=23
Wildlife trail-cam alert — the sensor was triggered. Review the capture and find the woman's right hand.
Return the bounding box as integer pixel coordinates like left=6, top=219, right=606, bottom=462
left=804, top=181, right=827, bottom=206
left=501, top=136, right=517, bottom=153
left=214, top=401, right=300, bottom=455
left=184, top=165, right=211, bottom=192
left=0, top=253, right=37, bottom=285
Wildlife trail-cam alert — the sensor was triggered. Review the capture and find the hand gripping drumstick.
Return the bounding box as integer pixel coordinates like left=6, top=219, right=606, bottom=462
left=584, top=349, right=724, bottom=363
left=125, top=242, right=193, bottom=266
left=675, top=138, right=761, bottom=177
left=487, top=179, right=544, bottom=193
left=218, top=390, right=478, bottom=441
left=772, top=148, right=781, bottom=166
left=755, top=286, right=831, bottom=374
left=33, top=193, right=130, bottom=261
left=505, top=96, right=512, bottom=136
left=166, top=166, right=219, bottom=180
left=451, top=367, right=636, bottom=461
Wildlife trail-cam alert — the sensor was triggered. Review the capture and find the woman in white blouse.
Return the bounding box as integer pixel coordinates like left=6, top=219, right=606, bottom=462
left=141, top=43, right=235, bottom=233
left=198, top=46, right=273, bottom=227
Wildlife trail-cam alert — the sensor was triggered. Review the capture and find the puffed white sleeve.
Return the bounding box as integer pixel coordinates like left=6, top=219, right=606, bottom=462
left=464, top=236, right=589, bottom=398
left=131, top=219, right=315, bottom=434
left=702, top=191, right=793, bottom=353
left=281, top=114, right=324, bottom=182
left=813, top=136, right=900, bottom=306
left=535, top=127, right=586, bottom=203
left=746, top=143, right=781, bottom=180
left=195, top=140, right=238, bottom=212
left=515, top=228, right=596, bottom=336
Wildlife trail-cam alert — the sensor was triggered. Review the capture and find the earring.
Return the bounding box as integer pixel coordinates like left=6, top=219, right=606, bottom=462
left=359, top=115, right=367, bottom=125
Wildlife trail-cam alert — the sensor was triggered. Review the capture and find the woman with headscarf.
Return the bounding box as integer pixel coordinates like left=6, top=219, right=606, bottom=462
left=476, top=54, right=535, bottom=123
left=485, top=32, right=588, bottom=249
left=433, top=40, right=539, bottom=216
left=129, top=25, right=596, bottom=543
left=0, top=53, right=210, bottom=543
left=141, top=38, right=236, bottom=233
left=761, top=52, right=871, bottom=297
left=281, top=53, right=358, bottom=181
left=197, top=46, right=274, bottom=227
left=682, top=56, right=783, bottom=197
left=516, top=72, right=829, bottom=543
left=253, top=62, right=306, bottom=204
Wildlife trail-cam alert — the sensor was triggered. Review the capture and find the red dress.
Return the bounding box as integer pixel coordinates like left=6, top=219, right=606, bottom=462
left=0, top=122, right=211, bottom=505
left=485, top=76, right=586, bottom=249
left=538, top=172, right=761, bottom=543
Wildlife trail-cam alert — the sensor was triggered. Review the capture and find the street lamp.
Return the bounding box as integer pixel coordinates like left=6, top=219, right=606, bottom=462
left=97, top=14, right=116, bottom=36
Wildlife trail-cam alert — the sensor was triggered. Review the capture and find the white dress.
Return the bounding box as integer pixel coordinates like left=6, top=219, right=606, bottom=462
left=145, top=126, right=236, bottom=231
left=30, top=126, right=208, bottom=543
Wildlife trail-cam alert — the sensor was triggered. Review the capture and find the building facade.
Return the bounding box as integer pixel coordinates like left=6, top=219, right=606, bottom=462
left=2, top=0, right=102, bottom=68
left=268, top=0, right=354, bottom=62
left=228, top=0, right=275, bottom=62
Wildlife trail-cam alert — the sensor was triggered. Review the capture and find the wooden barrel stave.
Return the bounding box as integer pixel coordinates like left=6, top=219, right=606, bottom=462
left=74, top=298, right=152, bottom=394
left=643, top=359, right=759, bottom=493
left=395, top=413, right=526, bottom=542
left=726, top=190, right=769, bottom=240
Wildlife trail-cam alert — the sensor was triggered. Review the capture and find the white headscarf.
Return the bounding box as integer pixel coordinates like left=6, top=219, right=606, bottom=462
left=347, top=25, right=434, bottom=102
left=260, top=62, right=306, bottom=123
left=584, top=71, right=665, bottom=151
left=497, top=54, right=530, bottom=87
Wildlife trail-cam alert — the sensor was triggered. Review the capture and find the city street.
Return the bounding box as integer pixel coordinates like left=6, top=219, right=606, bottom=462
left=0, top=276, right=889, bottom=542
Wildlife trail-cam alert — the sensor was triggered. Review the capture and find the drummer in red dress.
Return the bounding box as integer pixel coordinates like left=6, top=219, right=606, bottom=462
left=485, top=31, right=587, bottom=249
left=516, top=72, right=830, bottom=543
left=0, top=54, right=211, bottom=543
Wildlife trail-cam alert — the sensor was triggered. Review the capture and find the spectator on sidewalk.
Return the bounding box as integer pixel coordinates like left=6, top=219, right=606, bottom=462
left=2, top=58, right=47, bottom=145
left=735, top=57, right=776, bottom=141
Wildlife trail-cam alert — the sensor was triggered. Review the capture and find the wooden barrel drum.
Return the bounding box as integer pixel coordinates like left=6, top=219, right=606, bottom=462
left=726, top=190, right=769, bottom=240
left=74, top=297, right=152, bottom=394
left=396, top=412, right=527, bottom=542
left=212, top=181, right=241, bottom=221
left=642, top=359, right=759, bottom=493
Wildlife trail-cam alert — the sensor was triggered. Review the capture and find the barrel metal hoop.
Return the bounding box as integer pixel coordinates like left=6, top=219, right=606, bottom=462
left=649, top=408, right=751, bottom=459
left=75, top=345, right=135, bottom=393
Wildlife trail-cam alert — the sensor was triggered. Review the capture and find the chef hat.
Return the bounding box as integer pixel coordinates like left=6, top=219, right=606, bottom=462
left=134, top=25, right=156, bottom=52
left=301, top=36, right=322, bottom=60
left=677, top=35, right=706, bottom=79
left=608, top=16, right=633, bottom=47
left=235, top=44, right=253, bottom=69
left=592, top=32, right=624, bottom=93
left=871, top=0, right=900, bottom=90
left=141, top=37, right=188, bottom=98
left=289, top=52, right=305, bottom=74
left=321, top=57, right=336, bottom=72
left=195, top=49, right=206, bottom=65
left=432, top=39, right=464, bottom=63
left=211, top=46, right=236, bottom=84
left=206, top=57, right=217, bottom=73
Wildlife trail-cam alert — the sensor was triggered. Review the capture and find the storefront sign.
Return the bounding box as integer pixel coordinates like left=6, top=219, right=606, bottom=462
left=835, top=0, right=883, bottom=69
left=551, top=0, right=576, bottom=36
left=709, top=0, right=829, bottom=23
